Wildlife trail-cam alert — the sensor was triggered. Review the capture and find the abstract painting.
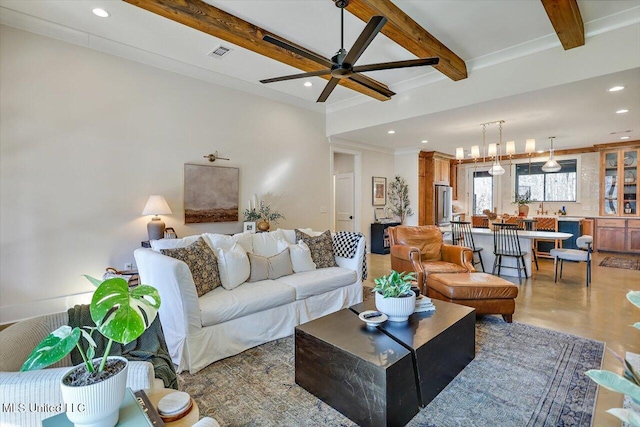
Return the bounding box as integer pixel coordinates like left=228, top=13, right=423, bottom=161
left=184, top=164, right=239, bottom=223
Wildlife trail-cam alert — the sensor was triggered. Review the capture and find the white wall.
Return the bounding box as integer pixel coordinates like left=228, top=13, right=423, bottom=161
left=330, top=139, right=395, bottom=249
left=0, top=25, right=332, bottom=323
left=456, top=152, right=601, bottom=217
left=333, top=153, right=355, bottom=174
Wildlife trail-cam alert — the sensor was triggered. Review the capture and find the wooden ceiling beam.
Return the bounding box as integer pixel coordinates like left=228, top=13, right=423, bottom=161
left=541, top=0, right=585, bottom=50
left=123, top=0, right=391, bottom=101
left=343, top=0, right=467, bottom=81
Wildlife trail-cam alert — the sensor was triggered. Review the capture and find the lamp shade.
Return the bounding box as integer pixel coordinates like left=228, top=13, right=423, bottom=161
left=142, top=195, right=172, bottom=216
left=505, top=141, right=516, bottom=155
left=470, top=145, right=480, bottom=159
left=488, top=159, right=506, bottom=175
left=455, top=147, right=464, bottom=160
left=525, top=139, right=536, bottom=154
left=487, top=143, right=497, bottom=157
left=541, top=158, right=562, bottom=173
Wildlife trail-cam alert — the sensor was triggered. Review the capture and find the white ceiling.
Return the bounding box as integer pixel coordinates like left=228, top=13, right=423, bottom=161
left=1, top=0, right=639, bottom=154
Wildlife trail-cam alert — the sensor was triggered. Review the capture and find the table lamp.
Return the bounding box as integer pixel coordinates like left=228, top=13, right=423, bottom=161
left=142, top=195, right=172, bottom=240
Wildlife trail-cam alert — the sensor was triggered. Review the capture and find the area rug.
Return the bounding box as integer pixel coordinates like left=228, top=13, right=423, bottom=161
left=179, top=317, right=604, bottom=427
left=599, top=256, right=640, bottom=270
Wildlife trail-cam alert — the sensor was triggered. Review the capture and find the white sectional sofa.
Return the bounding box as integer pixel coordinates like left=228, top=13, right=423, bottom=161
left=134, top=229, right=365, bottom=374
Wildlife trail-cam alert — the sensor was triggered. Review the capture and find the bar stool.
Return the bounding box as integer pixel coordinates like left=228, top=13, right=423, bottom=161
left=471, top=215, right=489, bottom=229
left=533, top=216, right=559, bottom=259
left=492, top=223, right=529, bottom=284
left=451, top=221, right=485, bottom=272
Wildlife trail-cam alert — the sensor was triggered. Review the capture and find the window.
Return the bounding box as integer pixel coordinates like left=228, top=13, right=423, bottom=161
left=515, top=160, right=577, bottom=202
left=473, top=171, right=493, bottom=214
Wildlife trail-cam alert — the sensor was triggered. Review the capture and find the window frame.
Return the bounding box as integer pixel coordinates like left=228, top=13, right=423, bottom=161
left=472, top=170, right=494, bottom=215
left=515, top=159, right=578, bottom=203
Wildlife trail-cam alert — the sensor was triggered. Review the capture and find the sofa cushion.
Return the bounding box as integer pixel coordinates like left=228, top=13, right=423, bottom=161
left=247, top=248, right=293, bottom=282
left=295, top=229, right=338, bottom=268
left=252, top=230, right=287, bottom=257
left=288, top=240, right=316, bottom=273
left=276, top=267, right=356, bottom=300
left=204, top=232, right=253, bottom=253
left=161, top=237, right=221, bottom=297
left=199, top=280, right=296, bottom=326
left=151, top=235, right=201, bottom=252
left=215, top=243, right=250, bottom=290
left=278, top=228, right=319, bottom=244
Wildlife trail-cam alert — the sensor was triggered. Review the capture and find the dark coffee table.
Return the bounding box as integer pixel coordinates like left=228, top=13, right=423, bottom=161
left=295, top=300, right=475, bottom=427
left=351, top=299, right=476, bottom=407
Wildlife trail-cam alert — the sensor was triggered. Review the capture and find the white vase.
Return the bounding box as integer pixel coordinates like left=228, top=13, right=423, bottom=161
left=375, top=291, right=416, bottom=322
left=60, top=356, right=128, bottom=427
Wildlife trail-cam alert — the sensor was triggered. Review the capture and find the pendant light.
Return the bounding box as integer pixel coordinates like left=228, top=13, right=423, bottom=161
left=488, top=121, right=505, bottom=176
left=541, top=136, right=561, bottom=173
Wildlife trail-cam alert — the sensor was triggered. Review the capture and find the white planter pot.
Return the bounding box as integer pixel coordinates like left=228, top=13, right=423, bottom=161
left=60, top=356, right=128, bottom=427
left=375, top=291, right=416, bottom=322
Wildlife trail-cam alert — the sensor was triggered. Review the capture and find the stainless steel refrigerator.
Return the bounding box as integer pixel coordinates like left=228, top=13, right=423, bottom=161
left=435, top=185, right=453, bottom=225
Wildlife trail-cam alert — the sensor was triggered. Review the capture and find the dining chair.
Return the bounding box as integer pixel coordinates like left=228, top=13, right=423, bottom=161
left=450, top=220, right=485, bottom=272
left=492, top=223, right=528, bottom=284
left=533, top=216, right=559, bottom=259
left=471, top=215, right=489, bottom=229
left=549, top=235, right=593, bottom=286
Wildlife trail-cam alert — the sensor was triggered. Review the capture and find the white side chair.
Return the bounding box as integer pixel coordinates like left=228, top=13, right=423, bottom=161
left=550, top=235, right=593, bottom=287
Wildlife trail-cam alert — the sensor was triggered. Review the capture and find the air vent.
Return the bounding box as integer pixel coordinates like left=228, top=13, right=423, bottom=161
left=610, top=130, right=633, bottom=135
left=208, top=45, right=232, bottom=59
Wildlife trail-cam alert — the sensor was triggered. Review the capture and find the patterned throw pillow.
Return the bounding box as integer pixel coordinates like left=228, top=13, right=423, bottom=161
left=161, top=237, right=221, bottom=297
left=295, top=229, right=338, bottom=269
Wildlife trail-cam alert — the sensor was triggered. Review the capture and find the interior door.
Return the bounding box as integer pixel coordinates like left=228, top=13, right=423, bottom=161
left=335, top=173, right=355, bottom=232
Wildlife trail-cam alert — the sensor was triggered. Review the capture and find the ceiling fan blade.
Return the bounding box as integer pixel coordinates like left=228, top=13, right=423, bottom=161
left=353, top=57, right=440, bottom=73
left=317, top=78, right=340, bottom=102
left=343, top=16, right=387, bottom=66
left=260, top=69, right=332, bottom=84
left=348, top=74, right=395, bottom=98
left=263, top=35, right=334, bottom=68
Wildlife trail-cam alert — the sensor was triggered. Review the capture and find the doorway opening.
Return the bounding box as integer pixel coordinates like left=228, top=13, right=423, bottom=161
left=330, top=148, right=361, bottom=233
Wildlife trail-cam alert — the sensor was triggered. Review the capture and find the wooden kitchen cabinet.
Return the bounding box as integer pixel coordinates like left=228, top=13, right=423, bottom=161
left=599, top=144, right=639, bottom=216
left=418, top=151, right=453, bottom=225
left=628, top=220, right=640, bottom=253
left=595, top=218, right=640, bottom=253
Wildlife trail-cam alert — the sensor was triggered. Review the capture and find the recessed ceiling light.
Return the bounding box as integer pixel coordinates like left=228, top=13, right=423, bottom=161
left=303, top=82, right=312, bottom=87
left=608, top=86, right=625, bottom=92
left=616, top=109, right=629, bottom=114
left=537, top=150, right=544, bottom=153
left=92, top=8, right=110, bottom=18
left=620, top=136, right=630, bottom=140
left=421, top=140, right=428, bottom=144
left=387, top=130, right=395, bottom=134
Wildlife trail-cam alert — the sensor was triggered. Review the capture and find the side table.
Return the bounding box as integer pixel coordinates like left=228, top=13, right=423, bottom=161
left=144, top=388, right=200, bottom=427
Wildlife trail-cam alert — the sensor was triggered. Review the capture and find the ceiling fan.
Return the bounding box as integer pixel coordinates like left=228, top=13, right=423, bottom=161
left=260, top=0, right=440, bottom=103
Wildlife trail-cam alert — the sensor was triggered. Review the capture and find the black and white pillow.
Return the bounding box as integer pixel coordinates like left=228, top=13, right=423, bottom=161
left=295, top=229, right=338, bottom=269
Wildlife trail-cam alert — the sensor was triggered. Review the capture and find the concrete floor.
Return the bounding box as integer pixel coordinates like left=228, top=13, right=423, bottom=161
left=365, top=251, right=640, bottom=427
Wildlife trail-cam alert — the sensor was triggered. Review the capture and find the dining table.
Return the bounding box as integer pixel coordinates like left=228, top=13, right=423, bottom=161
left=440, top=226, right=573, bottom=278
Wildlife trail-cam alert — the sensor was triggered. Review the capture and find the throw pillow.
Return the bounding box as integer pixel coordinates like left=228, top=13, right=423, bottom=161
left=247, top=248, right=294, bottom=281
left=160, top=237, right=221, bottom=297
left=251, top=230, right=286, bottom=257
left=151, top=235, right=201, bottom=252
left=289, top=240, right=316, bottom=273
left=295, top=229, right=338, bottom=269
left=215, top=243, right=251, bottom=290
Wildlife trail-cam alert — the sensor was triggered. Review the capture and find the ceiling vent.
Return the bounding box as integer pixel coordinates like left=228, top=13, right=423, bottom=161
left=208, top=45, right=232, bottom=59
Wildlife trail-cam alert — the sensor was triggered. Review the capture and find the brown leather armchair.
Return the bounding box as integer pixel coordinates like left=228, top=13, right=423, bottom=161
left=388, top=225, right=475, bottom=294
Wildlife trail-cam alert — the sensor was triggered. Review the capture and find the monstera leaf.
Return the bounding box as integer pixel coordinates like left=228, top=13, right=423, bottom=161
left=87, top=276, right=161, bottom=345
left=21, top=326, right=81, bottom=371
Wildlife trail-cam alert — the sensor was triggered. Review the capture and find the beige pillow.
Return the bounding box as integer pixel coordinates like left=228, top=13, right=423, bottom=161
left=247, top=248, right=293, bottom=282
left=161, top=237, right=221, bottom=297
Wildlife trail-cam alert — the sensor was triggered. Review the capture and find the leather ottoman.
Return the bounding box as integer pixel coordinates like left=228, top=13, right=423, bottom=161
left=426, top=273, right=519, bottom=323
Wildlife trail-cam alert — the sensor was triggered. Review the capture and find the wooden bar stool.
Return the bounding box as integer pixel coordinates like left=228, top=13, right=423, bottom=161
left=451, top=221, right=485, bottom=272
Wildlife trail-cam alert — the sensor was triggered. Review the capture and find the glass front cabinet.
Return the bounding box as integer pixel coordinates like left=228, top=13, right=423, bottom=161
left=600, top=146, right=639, bottom=216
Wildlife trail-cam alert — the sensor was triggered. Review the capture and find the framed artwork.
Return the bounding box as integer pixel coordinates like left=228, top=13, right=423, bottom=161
left=243, top=222, right=256, bottom=233
left=184, top=164, right=239, bottom=224
left=164, top=227, right=178, bottom=239
left=372, top=177, right=387, bottom=206
left=374, top=207, right=387, bottom=222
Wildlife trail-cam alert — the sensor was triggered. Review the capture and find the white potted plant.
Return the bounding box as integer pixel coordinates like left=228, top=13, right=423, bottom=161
left=21, top=276, right=160, bottom=427
left=372, top=270, right=417, bottom=322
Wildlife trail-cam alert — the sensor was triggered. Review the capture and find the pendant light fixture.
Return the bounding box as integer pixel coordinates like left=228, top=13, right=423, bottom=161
left=541, top=136, right=561, bottom=172
left=488, top=121, right=505, bottom=176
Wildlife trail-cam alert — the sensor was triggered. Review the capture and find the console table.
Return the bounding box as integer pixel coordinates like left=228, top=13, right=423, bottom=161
left=371, top=222, right=400, bottom=254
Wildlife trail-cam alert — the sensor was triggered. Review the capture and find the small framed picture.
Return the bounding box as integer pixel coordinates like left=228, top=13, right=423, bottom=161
left=164, top=227, right=178, bottom=239
left=375, top=207, right=387, bottom=222
left=372, top=177, right=387, bottom=206
left=243, top=222, right=256, bottom=233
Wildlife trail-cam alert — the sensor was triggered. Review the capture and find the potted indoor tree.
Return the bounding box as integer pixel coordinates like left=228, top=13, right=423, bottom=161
left=514, top=189, right=533, bottom=217
left=372, top=270, right=417, bottom=322
left=21, top=276, right=161, bottom=427
left=388, top=176, right=413, bottom=224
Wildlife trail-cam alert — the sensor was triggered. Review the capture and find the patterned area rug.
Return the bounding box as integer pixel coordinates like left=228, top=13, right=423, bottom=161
left=599, top=256, right=640, bottom=270
left=179, top=317, right=604, bottom=427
